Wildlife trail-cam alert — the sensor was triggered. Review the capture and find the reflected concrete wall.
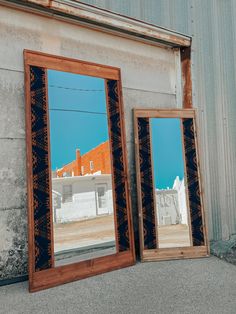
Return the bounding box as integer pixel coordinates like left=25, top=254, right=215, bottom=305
left=156, top=177, right=188, bottom=226
left=52, top=175, right=113, bottom=223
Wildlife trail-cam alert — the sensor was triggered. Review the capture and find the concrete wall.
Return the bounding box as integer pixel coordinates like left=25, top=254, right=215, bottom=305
left=0, top=5, right=180, bottom=280
left=156, top=190, right=180, bottom=226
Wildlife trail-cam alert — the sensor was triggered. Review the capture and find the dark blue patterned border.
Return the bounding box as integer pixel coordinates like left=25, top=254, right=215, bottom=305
left=30, top=66, right=52, bottom=271
left=138, top=118, right=157, bottom=249
left=182, top=118, right=205, bottom=246
left=106, top=80, right=130, bottom=251
left=30, top=72, right=131, bottom=270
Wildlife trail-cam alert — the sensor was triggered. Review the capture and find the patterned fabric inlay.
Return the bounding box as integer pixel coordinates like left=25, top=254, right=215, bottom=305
left=106, top=80, right=130, bottom=251
left=138, top=118, right=157, bottom=249
left=182, top=118, right=205, bottom=246
left=30, top=66, right=52, bottom=271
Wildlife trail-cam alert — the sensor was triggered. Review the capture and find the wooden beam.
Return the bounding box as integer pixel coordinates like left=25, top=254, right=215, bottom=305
left=1, top=0, right=191, bottom=48
left=24, top=50, right=120, bottom=80
left=181, top=47, right=193, bottom=108
left=31, top=251, right=134, bottom=292
left=143, top=246, right=209, bottom=262
left=133, top=108, right=196, bottom=119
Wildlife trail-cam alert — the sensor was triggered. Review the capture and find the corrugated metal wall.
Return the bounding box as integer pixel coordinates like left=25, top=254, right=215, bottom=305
left=80, top=0, right=236, bottom=241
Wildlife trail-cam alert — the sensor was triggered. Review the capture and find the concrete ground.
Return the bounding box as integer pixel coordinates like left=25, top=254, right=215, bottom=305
left=0, top=256, right=236, bottom=314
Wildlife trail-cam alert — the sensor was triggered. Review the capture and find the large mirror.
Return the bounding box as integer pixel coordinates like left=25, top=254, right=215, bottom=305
left=134, top=109, right=209, bottom=261
left=48, top=70, right=116, bottom=266
left=24, top=50, right=135, bottom=292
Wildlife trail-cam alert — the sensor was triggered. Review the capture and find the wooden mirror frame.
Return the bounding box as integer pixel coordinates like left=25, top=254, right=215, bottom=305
left=24, top=50, right=135, bottom=292
left=134, top=108, right=209, bottom=262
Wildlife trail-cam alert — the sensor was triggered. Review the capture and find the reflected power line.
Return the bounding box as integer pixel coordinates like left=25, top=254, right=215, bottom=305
left=49, top=108, right=107, bottom=115
left=49, top=84, right=103, bottom=92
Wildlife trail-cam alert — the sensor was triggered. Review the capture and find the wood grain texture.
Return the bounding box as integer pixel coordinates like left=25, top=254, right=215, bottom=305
left=181, top=47, right=193, bottom=109
left=143, top=246, right=209, bottom=262
left=24, top=50, right=120, bottom=80
left=31, top=251, right=134, bottom=292
left=24, top=61, right=34, bottom=289
left=134, top=108, right=196, bottom=118
left=24, top=50, right=135, bottom=292
left=134, top=109, right=209, bottom=262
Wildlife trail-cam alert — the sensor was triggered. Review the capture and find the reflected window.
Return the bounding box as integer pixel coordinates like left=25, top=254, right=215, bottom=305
left=62, top=185, right=72, bottom=203
left=96, top=184, right=107, bottom=209
left=90, top=161, right=94, bottom=171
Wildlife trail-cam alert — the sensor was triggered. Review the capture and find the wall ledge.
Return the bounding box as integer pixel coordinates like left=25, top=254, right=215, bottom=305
left=0, top=0, right=191, bottom=48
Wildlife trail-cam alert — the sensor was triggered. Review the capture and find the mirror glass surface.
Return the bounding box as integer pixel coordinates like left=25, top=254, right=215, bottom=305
left=150, top=118, right=191, bottom=248
left=48, top=70, right=116, bottom=266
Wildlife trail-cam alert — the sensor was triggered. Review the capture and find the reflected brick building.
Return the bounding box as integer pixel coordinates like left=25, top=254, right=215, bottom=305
left=56, top=141, right=111, bottom=177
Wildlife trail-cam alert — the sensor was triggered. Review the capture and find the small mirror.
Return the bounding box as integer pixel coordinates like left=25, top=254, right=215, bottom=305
left=150, top=118, right=191, bottom=248
left=134, top=109, right=209, bottom=262
left=48, top=70, right=116, bottom=266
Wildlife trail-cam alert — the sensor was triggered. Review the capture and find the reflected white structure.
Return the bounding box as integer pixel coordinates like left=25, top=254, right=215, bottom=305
left=52, top=174, right=116, bottom=265
left=156, top=176, right=191, bottom=248
left=156, top=176, right=188, bottom=226
left=52, top=174, right=113, bottom=223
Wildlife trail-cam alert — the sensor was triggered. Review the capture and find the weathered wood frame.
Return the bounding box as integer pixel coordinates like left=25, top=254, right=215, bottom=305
left=181, top=47, right=192, bottom=109
left=24, top=50, right=135, bottom=292
left=134, top=108, right=209, bottom=262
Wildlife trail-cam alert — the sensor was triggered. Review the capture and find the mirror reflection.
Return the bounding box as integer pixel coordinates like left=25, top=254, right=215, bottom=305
left=48, top=70, right=116, bottom=266
left=150, top=118, right=191, bottom=248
